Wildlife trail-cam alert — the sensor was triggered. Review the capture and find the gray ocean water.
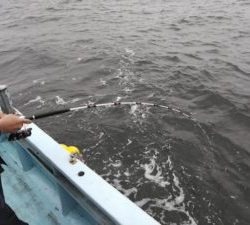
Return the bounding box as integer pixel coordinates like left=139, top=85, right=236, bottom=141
left=1, top=0, right=250, bottom=224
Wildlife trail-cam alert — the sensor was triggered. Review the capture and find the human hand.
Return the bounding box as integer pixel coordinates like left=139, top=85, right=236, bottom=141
left=0, top=114, right=31, bottom=133
left=0, top=112, right=5, bottom=119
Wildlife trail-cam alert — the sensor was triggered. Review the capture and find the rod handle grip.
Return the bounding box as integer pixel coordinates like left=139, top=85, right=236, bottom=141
left=27, top=108, right=70, bottom=120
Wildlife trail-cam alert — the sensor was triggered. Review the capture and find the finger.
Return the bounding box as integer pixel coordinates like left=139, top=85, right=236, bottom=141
left=20, top=118, right=32, bottom=124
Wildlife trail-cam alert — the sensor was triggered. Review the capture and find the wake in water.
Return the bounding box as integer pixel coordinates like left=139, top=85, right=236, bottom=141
left=61, top=103, right=213, bottom=225
left=25, top=92, right=214, bottom=224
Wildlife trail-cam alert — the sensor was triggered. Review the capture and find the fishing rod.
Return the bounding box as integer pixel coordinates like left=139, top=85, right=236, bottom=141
left=8, top=101, right=192, bottom=141
left=26, top=101, right=212, bottom=149
left=11, top=101, right=211, bottom=151
left=27, top=101, right=193, bottom=121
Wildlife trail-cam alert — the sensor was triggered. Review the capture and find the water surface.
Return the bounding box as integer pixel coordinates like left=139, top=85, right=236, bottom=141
left=1, top=0, right=250, bottom=224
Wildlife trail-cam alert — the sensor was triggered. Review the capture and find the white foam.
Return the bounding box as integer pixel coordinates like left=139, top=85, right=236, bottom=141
left=142, top=158, right=170, bottom=187
left=126, top=139, right=132, bottom=146
left=172, top=173, right=184, bottom=205
left=112, top=178, right=137, bottom=197
left=110, top=160, right=122, bottom=168
left=124, top=87, right=133, bottom=93
left=147, top=93, right=154, bottom=98
left=88, top=135, right=104, bottom=150
left=145, top=190, right=197, bottom=225
left=99, top=132, right=104, bottom=139
left=124, top=168, right=130, bottom=177
left=69, top=98, right=81, bottom=103
left=33, top=79, right=45, bottom=85
left=116, top=96, right=122, bottom=102
left=100, top=78, right=106, bottom=85
left=55, top=96, right=82, bottom=106
left=125, top=48, right=135, bottom=56
left=115, top=68, right=123, bottom=78
left=166, top=156, right=173, bottom=170
left=130, top=105, right=138, bottom=115
left=135, top=198, right=151, bottom=207
left=55, top=96, right=67, bottom=105
left=24, top=96, right=45, bottom=106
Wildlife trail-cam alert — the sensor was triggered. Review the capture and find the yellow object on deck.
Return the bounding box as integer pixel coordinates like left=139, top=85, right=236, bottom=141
left=60, top=144, right=80, bottom=154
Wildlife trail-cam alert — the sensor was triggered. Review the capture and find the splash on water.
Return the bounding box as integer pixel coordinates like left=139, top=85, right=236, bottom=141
left=100, top=78, right=107, bottom=86
left=24, top=96, right=45, bottom=106
left=116, top=96, right=122, bottom=102
left=55, top=96, right=67, bottom=105
left=142, top=158, right=170, bottom=188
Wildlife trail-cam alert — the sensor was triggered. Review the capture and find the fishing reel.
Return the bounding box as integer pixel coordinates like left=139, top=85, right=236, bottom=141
left=8, top=128, right=32, bottom=141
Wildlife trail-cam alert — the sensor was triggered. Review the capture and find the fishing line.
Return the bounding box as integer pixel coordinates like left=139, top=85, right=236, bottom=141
left=27, top=101, right=212, bottom=150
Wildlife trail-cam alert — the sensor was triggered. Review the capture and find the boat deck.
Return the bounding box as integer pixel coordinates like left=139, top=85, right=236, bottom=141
left=2, top=160, right=93, bottom=225
left=0, top=132, right=97, bottom=225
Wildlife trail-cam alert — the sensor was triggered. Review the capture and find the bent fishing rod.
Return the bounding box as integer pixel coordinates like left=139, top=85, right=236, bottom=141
left=25, top=101, right=212, bottom=147
left=27, top=101, right=193, bottom=121
left=13, top=101, right=211, bottom=151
